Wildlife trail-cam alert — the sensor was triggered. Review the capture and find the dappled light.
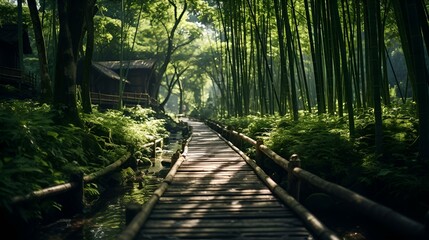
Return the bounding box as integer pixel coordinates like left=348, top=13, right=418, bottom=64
left=1, top=0, right=428, bottom=239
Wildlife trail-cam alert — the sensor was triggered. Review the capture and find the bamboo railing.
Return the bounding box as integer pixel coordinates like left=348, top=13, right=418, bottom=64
left=206, top=120, right=428, bottom=240
left=11, top=138, right=164, bottom=206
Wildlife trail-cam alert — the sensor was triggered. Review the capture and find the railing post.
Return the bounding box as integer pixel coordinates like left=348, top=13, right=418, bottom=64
left=236, top=133, right=243, bottom=149
left=66, top=173, right=84, bottom=215
left=287, top=154, right=301, bottom=201
left=227, top=126, right=233, bottom=141
left=152, top=139, right=157, bottom=158
left=255, top=139, right=264, bottom=166
left=125, top=203, right=142, bottom=225
left=221, top=125, right=227, bottom=138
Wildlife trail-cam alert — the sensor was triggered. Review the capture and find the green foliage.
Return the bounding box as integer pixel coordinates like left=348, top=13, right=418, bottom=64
left=82, top=105, right=168, bottom=151
left=93, top=15, right=124, bottom=59
left=0, top=101, right=61, bottom=203
left=268, top=114, right=362, bottom=183
left=189, top=105, right=216, bottom=120
left=0, top=2, right=31, bottom=25
left=354, top=104, right=428, bottom=211
left=221, top=115, right=278, bottom=140
left=120, top=167, right=136, bottom=186
left=0, top=100, right=168, bottom=222
left=217, top=106, right=428, bottom=212
left=84, top=183, right=100, bottom=203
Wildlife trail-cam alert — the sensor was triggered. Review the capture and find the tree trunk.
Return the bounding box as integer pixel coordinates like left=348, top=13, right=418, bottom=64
left=17, top=0, right=24, bottom=77
left=367, top=0, right=383, bottom=155
left=292, top=0, right=311, bottom=112
left=282, top=0, right=298, bottom=121
left=273, top=0, right=288, bottom=116
left=81, top=0, right=97, bottom=114
left=54, top=0, right=81, bottom=125
left=311, top=0, right=326, bottom=114
left=332, top=0, right=355, bottom=136
left=394, top=0, right=429, bottom=162
left=149, top=0, right=188, bottom=101
left=27, top=0, right=52, bottom=103
left=246, top=0, right=280, bottom=114
left=159, top=65, right=188, bottom=110
left=178, top=79, right=184, bottom=114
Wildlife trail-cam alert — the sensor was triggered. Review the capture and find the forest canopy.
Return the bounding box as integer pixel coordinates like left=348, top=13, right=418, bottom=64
left=0, top=0, right=428, bottom=170
left=0, top=0, right=428, bottom=227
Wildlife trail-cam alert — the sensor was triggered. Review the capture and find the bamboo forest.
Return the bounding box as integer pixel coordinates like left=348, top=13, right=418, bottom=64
left=0, top=0, right=428, bottom=239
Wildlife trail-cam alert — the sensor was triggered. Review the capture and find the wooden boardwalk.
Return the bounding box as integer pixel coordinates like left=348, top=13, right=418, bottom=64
left=137, top=120, right=313, bottom=239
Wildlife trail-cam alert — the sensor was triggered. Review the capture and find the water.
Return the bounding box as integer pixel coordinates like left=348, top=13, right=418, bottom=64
left=35, top=132, right=183, bottom=240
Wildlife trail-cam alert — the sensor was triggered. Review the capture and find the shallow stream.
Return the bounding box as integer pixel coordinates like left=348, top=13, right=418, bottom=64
left=34, top=132, right=183, bottom=240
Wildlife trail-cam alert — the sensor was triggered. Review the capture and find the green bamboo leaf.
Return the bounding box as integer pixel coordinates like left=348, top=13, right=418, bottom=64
left=377, top=169, right=392, bottom=177
left=47, top=131, right=59, bottom=138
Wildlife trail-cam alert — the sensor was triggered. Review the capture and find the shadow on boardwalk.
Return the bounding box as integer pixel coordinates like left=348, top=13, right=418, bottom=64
left=137, top=120, right=313, bottom=239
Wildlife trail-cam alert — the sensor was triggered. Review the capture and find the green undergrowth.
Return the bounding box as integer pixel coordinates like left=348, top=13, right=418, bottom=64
left=0, top=100, right=169, bottom=221
left=216, top=104, right=429, bottom=221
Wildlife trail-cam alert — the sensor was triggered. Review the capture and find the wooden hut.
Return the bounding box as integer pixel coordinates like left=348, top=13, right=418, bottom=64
left=90, top=61, right=128, bottom=95
left=0, top=24, right=35, bottom=98
left=0, top=24, right=32, bottom=69
left=96, top=60, right=156, bottom=94
left=77, top=59, right=157, bottom=108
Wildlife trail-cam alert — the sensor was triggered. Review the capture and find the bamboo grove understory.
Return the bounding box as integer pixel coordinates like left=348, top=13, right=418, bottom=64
left=208, top=0, right=429, bottom=161
left=5, top=0, right=429, bottom=161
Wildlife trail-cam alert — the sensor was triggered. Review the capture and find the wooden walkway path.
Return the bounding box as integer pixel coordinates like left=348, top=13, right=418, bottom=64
left=136, top=120, right=313, bottom=239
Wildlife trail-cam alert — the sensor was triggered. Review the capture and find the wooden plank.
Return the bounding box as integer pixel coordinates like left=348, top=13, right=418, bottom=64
left=132, top=120, right=312, bottom=240
left=178, top=165, right=248, bottom=169
left=167, top=183, right=267, bottom=187
left=168, top=187, right=271, bottom=194
left=143, top=218, right=305, bottom=228
left=158, top=195, right=279, bottom=203
left=151, top=207, right=294, bottom=215
left=148, top=212, right=295, bottom=220
left=172, top=174, right=259, bottom=179
left=142, top=226, right=306, bottom=234
left=157, top=199, right=282, bottom=206
left=162, top=190, right=273, bottom=197
left=153, top=202, right=284, bottom=209
left=139, top=231, right=309, bottom=240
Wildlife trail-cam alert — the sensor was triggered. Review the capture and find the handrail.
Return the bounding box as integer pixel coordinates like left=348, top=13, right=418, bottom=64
left=216, top=131, right=340, bottom=240
left=206, top=119, right=428, bottom=240
left=294, top=167, right=426, bottom=238
left=11, top=182, right=78, bottom=204
left=11, top=138, right=164, bottom=205
left=83, top=152, right=131, bottom=183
